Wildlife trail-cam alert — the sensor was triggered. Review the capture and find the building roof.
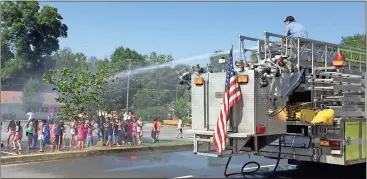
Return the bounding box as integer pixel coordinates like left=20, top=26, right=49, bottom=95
left=1, top=91, right=61, bottom=105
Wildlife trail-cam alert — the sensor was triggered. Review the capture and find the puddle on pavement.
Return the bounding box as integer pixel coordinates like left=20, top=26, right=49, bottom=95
left=102, top=150, right=297, bottom=174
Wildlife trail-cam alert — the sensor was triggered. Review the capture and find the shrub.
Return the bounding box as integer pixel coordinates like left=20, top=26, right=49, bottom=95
left=183, top=117, right=192, bottom=126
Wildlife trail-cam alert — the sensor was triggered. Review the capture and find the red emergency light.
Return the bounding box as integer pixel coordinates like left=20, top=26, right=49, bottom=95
left=330, top=141, right=341, bottom=150
left=333, top=54, right=345, bottom=67
left=256, top=125, right=266, bottom=134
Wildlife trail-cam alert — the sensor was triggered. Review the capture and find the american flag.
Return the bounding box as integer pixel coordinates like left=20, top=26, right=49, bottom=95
left=213, top=46, right=242, bottom=155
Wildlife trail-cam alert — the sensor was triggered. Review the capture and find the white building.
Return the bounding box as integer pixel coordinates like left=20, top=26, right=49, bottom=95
left=1, top=91, right=63, bottom=121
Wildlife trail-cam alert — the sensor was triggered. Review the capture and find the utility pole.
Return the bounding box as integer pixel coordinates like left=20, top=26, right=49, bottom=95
left=175, top=85, right=178, bottom=101
left=126, top=61, right=131, bottom=112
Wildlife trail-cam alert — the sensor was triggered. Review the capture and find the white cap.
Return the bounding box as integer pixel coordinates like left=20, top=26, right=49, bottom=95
left=275, top=55, right=289, bottom=59
left=275, top=55, right=282, bottom=59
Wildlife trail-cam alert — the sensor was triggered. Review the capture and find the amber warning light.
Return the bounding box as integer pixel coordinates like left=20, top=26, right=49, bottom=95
left=194, top=77, right=204, bottom=85
left=319, top=139, right=330, bottom=147
left=237, top=75, right=249, bottom=83
left=319, top=139, right=342, bottom=150
left=333, top=54, right=345, bottom=67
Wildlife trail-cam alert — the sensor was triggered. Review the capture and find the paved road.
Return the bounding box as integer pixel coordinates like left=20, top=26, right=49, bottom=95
left=2, top=121, right=365, bottom=178
left=1, top=150, right=365, bottom=178
left=1, top=121, right=191, bottom=154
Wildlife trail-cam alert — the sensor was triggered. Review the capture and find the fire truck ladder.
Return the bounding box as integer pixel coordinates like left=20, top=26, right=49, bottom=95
left=239, top=32, right=366, bottom=72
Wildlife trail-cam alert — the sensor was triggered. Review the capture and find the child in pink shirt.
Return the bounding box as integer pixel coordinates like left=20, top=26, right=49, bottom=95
left=85, top=120, right=94, bottom=147
left=50, top=124, right=56, bottom=145
left=130, top=119, right=138, bottom=145
left=77, top=122, right=86, bottom=150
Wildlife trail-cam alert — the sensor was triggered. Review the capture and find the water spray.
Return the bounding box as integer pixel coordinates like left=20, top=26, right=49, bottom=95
left=177, top=64, right=213, bottom=90
left=109, top=47, right=257, bottom=81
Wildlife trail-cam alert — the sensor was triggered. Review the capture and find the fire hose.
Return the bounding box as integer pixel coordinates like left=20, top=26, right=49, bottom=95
left=224, top=136, right=282, bottom=179
left=223, top=68, right=303, bottom=178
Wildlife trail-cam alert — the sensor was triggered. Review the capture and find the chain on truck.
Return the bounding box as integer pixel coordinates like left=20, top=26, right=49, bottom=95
left=177, top=32, right=367, bottom=177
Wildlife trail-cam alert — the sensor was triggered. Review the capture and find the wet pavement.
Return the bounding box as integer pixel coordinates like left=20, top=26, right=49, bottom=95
left=1, top=150, right=365, bottom=178
left=1, top=121, right=191, bottom=155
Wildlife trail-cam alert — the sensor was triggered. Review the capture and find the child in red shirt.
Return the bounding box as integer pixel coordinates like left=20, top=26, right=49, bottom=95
left=126, top=121, right=133, bottom=145
left=151, top=118, right=158, bottom=143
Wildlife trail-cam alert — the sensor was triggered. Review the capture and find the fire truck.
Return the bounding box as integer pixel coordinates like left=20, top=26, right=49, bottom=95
left=178, top=32, right=366, bottom=176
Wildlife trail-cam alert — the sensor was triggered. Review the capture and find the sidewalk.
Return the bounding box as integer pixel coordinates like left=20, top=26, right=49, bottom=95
left=1, top=140, right=193, bottom=165
left=1, top=124, right=192, bottom=155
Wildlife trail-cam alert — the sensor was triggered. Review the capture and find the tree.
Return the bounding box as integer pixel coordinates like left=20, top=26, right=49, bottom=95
left=1, top=1, right=68, bottom=90
left=43, top=61, right=115, bottom=121
left=131, top=65, right=187, bottom=109
left=43, top=68, right=92, bottom=121
left=100, top=81, right=126, bottom=112
left=110, top=46, right=146, bottom=71
left=340, top=33, right=366, bottom=49
left=170, top=96, right=190, bottom=119
left=87, top=56, right=99, bottom=72
left=0, top=41, right=15, bottom=69
left=52, top=47, right=89, bottom=71
left=248, top=52, right=258, bottom=64
left=21, top=78, right=44, bottom=113
left=134, top=106, right=170, bottom=122
left=146, top=52, right=174, bottom=65
left=90, top=64, right=119, bottom=113
left=209, top=50, right=228, bottom=72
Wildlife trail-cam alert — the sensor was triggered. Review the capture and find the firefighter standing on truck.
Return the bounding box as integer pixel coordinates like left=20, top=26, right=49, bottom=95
left=284, top=16, right=308, bottom=38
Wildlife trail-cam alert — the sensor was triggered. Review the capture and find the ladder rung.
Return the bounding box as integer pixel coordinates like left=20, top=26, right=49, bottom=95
left=317, top=72, right=363, bottom=79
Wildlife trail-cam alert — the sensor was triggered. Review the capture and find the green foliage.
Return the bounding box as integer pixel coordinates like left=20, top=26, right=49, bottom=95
left=248, top=53, right=259, bottom=64
left=52, top=48, right=89, bottom=71
left=182, top=88, right=191, bottom=102
left=0, top=1, right=68, bottom=90
left=209, top=50, right=227, bottom=72
left=21, top=78, right=44, bottom=113
left=2, top=1, right=190, bottom=120
left=100, top=81, right=126, bottom=112
left=340, top=33, right=366, bottom=49
left=170, top=96, right=190, bottom=120
left=183, top=117, right=192, bottom=126
left=146, top=52, right=174, bottom=65
left=110, top=46, right=146, bottom=71
left=42, top=67, right=112, bottom=121
left=91, top=65, right=118, bottom=112
left=134, top=106, right=170, bottom=122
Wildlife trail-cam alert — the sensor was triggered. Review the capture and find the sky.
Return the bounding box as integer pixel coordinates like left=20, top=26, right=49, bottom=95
left=41, top=2, right=366, bottom=64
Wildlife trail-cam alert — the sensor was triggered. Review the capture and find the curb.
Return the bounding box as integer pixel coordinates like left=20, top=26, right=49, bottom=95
left=1, top=142, right=193, bottom=165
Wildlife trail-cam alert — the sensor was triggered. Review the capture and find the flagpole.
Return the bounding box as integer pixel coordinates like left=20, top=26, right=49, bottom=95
left=229, top=45, right=233, bottom=133
left=239, top=36, right=242, bottom=61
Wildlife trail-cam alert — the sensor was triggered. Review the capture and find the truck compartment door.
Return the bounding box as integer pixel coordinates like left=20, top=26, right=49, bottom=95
left=191, top=75, right=206, bottom=131
left=208, top=73, right=227, bottom=131
left=345, top=121, right=361, bottom=161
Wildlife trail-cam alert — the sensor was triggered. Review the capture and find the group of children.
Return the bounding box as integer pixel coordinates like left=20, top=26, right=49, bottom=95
left=98, top=116, right=144, bottom=147
left=6, top=119, right=64, bottom=152
left=4, top=113, right=147, bottom=152
left=68, top=118, right=95, bottom=150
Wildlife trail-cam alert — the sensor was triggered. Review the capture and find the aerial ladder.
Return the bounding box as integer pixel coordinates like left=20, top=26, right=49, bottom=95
left=178, top=32, right=366, bottom=174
